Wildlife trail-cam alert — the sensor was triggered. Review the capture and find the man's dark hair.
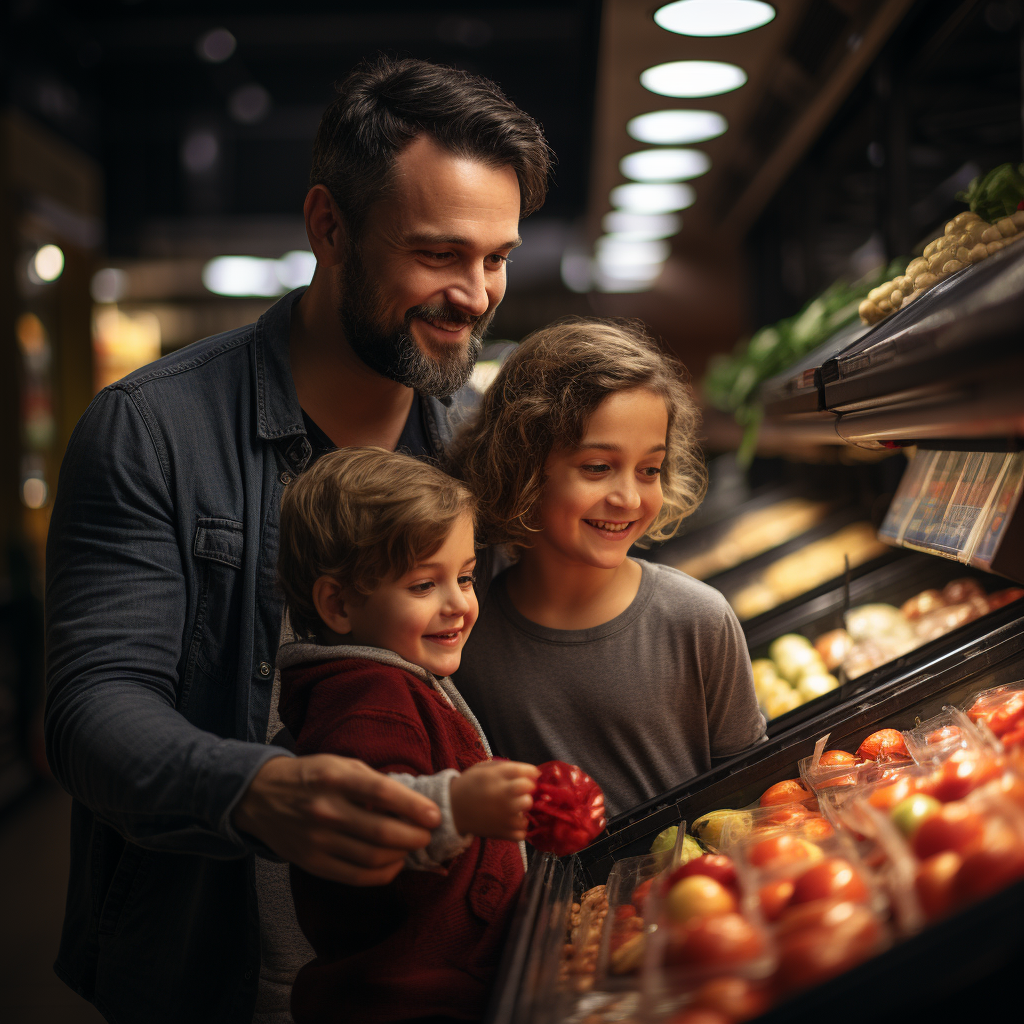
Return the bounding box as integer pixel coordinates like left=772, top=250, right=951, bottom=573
left=310, top=55, right=552, bottom=233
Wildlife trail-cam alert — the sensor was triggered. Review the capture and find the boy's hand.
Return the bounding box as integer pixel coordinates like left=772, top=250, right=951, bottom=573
left=233, top=754, right=442, bottom=886
left=450, top=760, right=540, bottom=841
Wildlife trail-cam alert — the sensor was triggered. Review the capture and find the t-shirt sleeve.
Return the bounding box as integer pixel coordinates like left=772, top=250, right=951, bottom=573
left=703, top=597, right=768, bottom=757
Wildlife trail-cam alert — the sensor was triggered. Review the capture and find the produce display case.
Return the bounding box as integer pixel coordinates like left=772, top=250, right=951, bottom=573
left=486, top=600, right=1024, bottom=1023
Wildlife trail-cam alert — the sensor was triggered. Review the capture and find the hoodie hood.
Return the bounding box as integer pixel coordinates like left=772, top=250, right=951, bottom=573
left=275, top=641, right=491, bottom=755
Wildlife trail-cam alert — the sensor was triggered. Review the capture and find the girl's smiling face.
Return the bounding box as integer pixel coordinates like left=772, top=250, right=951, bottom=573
left=534, top=388, right=668, bottom=571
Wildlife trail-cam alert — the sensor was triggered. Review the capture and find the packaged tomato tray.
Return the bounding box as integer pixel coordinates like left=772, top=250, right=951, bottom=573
left=962, top=682, right=1024, bottom=749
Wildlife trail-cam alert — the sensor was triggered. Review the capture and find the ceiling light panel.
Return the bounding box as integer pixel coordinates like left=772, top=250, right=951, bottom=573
left=641, top=60, right=747, bottom=98
left=654, top=0, right=775, bottom=37
left=627, top=109, right=728, bottom=145
left=610, top=182, right=695, bottom=214
left=621, top=148, right=710, bottom=182
left=602, top=211, right=681, bottom=240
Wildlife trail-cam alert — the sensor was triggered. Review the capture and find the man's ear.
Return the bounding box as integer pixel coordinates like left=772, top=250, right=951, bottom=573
left=312, top=575, right=355, bottom=635
left=303, top=185, right=348, bottom=268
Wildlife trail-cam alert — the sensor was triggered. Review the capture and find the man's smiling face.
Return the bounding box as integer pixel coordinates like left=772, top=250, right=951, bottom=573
left=338, top=134, right=522, bottom=397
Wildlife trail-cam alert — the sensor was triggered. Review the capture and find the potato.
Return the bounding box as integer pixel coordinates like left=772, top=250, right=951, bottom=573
left=893, top=275, right=912, bottom=294
left=906, top=257, right=928, bottom=277
left=953, top=211, right=981, bottom=228
left=964, top=221, right=988, bottom=244
left=997, top=217, right=1017, bottom=237
left=913, top=271, right=938, bottom=290
left=889, top=289, right=903, bottom=309
left=858, top=299, right=882, bottom=323
left=944, top=219, right=957, bottom=235
left=867, top=285, right=888, bottom=304
left=877, top=298, right=893, bottom=313
left=937, top=233, right=956, bottom=251
left=955, top=246, right=971, bottom=263
left=1013, top=211, right=1024, bottom=229
left=941, top=259, right=965, bottom=274
left=967, top=243, right=988, bottom=263
left=981, top=225, right=1002, bottom=243
left=987, top=240, right=1005, bottom=254
left=923, top=238, right=940, bottom=259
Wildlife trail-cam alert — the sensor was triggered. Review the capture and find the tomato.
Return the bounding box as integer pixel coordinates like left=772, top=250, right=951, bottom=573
left=614, top=904, right=637, bottom=921
left=953, top=832, right=1024, bottom=904
left=692, top=976, right=770, bottom=1022
left=988, top=692, right=1024, bottom=737
left=928, top=753, right=1001, bottom=802
left=818, top=750, right=859, bottom=767
left=802, top=817, right=835, bottom=840
left=774, top=908, right=880, bottom=992
left=890, top=794, right=941, bottom=837
left=868, top=774, right=928, bottom=811
left=942, top=578, right=985, bottom=604
left=759, top=804, right=812, bottom=829
left=856, top=729, right=910, bottom=762
left=791, top=857, right=869, bottom=905
left=759, top=779, right=813, bottom=806
left=1000, top=725, right=1024, bottom=750
left=915, top=851, right=961, bottom=920
left=665, top=913, right=764, bottom=967
left=988, top=587, right=1024, bottom=611
left=666, top=875, right=737, bottom=925
left=912, top=803, right=986, bottom=859
left=748, top=834, right=822, bottom=870
left=926, top=725, right=962, bottom=745
left=663, top=854, right=738, bottom=894
left=758, top=878, right=795, bottom=922
left=631, top=877, right=653, bottom=911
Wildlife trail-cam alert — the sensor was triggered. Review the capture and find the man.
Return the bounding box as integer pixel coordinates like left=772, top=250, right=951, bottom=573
left=44, top=56, right=551, bottom=1024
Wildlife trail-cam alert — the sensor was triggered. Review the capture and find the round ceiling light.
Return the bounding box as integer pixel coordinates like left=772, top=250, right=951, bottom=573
left=641, top=60, right=747, bottom=98
left=595, top=237, right=671, bottom=267
left=627, top=109, right=727, bottom=145
left=621, top=148, right=710, bottom=182
left=654, top=0, right=775, bottom=37
left=602, top=211, right=680, bottom=240
left=610, top=182, right=695, bottom=214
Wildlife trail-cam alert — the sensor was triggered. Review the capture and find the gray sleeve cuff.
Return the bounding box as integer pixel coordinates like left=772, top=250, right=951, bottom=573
left=389, top=769, right=473, bottom=871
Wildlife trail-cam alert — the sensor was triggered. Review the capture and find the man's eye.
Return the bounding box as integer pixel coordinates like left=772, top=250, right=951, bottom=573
left=486, top=253, right=511, bottom=266
left=582, top=463, right=610, bottom=474
left=409, top=581, right=435, bottom=593
left=458, top=573, right=477, bottom=588
left=420, top=251, right=454, bottom=262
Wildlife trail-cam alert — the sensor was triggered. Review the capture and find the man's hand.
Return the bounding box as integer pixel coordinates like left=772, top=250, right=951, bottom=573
left=450, top=760, right=539, bottom=841
left=233, top=754, right=441, bottom=886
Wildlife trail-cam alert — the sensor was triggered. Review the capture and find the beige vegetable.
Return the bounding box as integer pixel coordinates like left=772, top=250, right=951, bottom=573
left=928, top=251, right=951, bottom=274
left=944, top=219, right=957, bottom=235
left=942, top=259, right=965, bottom=274
left=906, top=257, right=928, bottom=277
left=955, top=246, right=971, bottom=263
left=988, top=239, right=1006, bottom=254
left=858, top=298, right=881, bottom=322
left=981, top=225, right=1002, bottom=243
left=953, top=211, right=981, bottom=228
left=877, top=298, right=893, bottom=313
left=890, top=289, right=904, bottom=309
left=903, top=288, right=923, bottom=305
left=867, top=285, right=888, bottom=304
left=937, top=233, right=956, bottom=251
left=967, top=243, right=988, bottom=263
left=964, top=221, right=989, bottom=244
left=914, top=271, right=938, bottom=290
left=923, top=238, right=940, bottom=258
left=997, top=217, right=1017, bottom=237
left=1012, top=211, right=1024, bottom=229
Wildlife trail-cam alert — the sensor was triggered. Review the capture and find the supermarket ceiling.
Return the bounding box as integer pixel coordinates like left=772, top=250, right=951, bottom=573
left=7, top=0, right=601, bottom=260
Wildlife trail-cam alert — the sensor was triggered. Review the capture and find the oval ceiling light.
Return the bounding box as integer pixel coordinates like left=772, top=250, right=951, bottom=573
left=641, top=60, right=747, bottom=98
left=602, top=211, right=680, bottom=240
left=610, top=182, right=695, bottom=214
left=595, top=237, right=671, bottom=267
left=621, top=148, right=710, bottom=182
left=32, top=244, right=65, bottom=282
left=654, top=0, right=775, bottom=37
left=628, top=109, right=727, bottom=145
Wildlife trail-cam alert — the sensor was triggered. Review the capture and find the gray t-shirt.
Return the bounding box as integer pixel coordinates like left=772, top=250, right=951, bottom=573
left=454, top=559, right=766, bottom=819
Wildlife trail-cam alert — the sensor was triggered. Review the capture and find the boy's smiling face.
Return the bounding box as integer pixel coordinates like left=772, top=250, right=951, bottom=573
left=317, top=512, right=479, bottom=677
left=535, top=388, right=668, bottom=571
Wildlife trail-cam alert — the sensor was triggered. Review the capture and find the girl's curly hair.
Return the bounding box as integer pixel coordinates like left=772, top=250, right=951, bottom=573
left=447, top=318, right=706, bottom=550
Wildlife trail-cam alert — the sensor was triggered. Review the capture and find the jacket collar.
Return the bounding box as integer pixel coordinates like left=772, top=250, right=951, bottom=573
left=252, top=286, right=460, bottom=471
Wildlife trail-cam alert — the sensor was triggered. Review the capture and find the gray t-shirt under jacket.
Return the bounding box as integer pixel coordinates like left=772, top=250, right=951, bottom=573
left=454, top=558, right=767, bottom=819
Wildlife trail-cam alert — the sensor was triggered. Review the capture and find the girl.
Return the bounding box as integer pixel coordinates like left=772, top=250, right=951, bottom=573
left=450, top=318, right=766, bottom=818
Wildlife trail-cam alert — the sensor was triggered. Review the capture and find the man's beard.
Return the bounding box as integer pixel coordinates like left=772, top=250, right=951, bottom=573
left=338, top=248, right=492, bottom=398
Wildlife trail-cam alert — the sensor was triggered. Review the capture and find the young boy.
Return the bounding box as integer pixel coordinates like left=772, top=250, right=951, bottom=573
left=275, top=447, right=539, bottom=1024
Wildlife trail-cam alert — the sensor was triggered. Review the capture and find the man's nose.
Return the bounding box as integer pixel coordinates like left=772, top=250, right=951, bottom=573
left=445, top=263, right=491, bottom=318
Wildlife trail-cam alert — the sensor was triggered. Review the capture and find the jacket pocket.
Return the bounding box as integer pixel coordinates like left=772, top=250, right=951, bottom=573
left=467, top=841, right=522, bottom=925
left=181, top=518, right=244, bottom=735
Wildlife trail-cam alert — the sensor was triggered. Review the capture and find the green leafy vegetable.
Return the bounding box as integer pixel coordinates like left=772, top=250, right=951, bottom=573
left=956, top=163, right=1024, bottom=223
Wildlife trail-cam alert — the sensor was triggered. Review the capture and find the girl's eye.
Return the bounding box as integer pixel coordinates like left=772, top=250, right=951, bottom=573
left=409, top=581, right=435, bottom=593
left=458, top=573, right=477, bottom=588
left=582, top=463, right=610, bottom=474
left=642, top=466, right=663, bottom=477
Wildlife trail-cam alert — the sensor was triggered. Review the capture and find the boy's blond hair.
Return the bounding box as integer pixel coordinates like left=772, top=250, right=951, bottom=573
left=278, top=447, right=476, bottom=638
left=448, top=318, right=706, bottom=549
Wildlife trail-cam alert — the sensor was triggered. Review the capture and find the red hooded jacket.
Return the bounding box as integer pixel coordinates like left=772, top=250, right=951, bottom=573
left=277, top=645, right=525, bottom=1024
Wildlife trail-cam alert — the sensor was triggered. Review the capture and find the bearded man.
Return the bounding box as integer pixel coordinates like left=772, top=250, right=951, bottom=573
left=44, top=56, right=551, bottom=1024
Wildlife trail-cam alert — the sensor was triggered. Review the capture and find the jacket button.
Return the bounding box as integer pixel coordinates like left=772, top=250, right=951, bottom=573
left=279, top=471, right=292, bottom=485
left=244, top=969, right=253, bottom=981
left=259, top=662, right=272, bottom=677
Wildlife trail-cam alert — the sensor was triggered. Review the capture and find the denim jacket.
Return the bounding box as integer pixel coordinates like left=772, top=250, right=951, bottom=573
left=44, top=288, right=457, bottom=1024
